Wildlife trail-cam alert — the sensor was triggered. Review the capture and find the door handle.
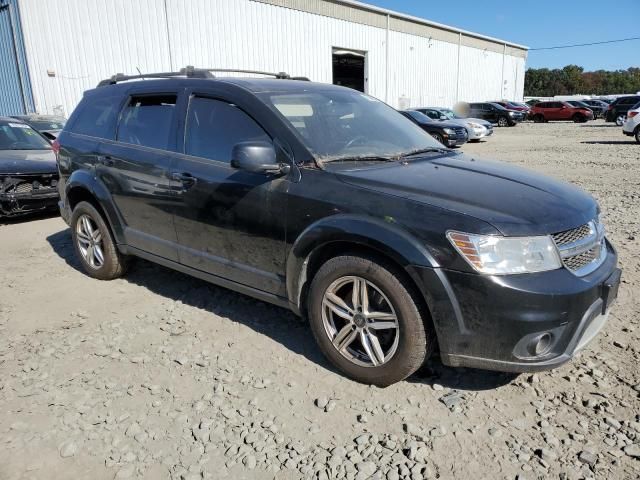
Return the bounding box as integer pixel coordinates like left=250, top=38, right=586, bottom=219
left=97, top=155, right=114, bottom=166
left=170, top=171, right=197, bottom=188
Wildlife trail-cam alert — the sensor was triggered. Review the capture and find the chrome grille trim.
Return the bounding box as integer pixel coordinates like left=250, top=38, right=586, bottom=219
left=552, top=220, right=606, bottom=276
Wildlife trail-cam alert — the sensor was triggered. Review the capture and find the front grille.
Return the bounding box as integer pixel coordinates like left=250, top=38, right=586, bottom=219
left=15, top=183, right=34, bottom=194
left=551, top=220, right=606, bottom=276
left=552, top=223, right=592, bottom=246
left=454, top=127, right=467, bottom=137
left=563, top=245, right=601, bottom=271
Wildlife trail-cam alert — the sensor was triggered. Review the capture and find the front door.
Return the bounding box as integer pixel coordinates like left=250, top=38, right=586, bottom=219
left=97, top=93, right=180, bottom=261
left=170, top=94, right=289, bottom=296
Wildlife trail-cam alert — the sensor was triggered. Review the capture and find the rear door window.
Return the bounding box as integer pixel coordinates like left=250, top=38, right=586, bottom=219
left=69, top=96, right=120, bottom=139
left=185, top=96, right=270, bottom=163
left=117, top=95, right=177, bottom=150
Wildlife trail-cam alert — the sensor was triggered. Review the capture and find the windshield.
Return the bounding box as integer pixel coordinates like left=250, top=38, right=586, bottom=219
left=439, top=109, right=461, bottom=119
left=261, top=90, right=443, bottom=161
left=0, top=123, right=51, bottom=150
left=28, top=118, right=66, bottom=130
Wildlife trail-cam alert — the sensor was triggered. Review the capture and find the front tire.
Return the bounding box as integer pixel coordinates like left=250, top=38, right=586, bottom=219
left=497, top=116, right=509, bottom=127
left=431, top=133, right=445, bottom=145
left=533, top=114, right=545, bottom=123
left=70, top=201, right=128, bottom=280
left=307, top=255, right=434, bottom=387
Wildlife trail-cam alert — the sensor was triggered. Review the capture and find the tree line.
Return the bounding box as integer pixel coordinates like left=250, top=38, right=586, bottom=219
left=524, top=65, right=640, bottom=97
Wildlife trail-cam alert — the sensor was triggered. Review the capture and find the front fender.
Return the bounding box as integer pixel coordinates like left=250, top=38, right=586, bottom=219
left=286, top=214, right=439, bottom=310
left=65, top=170, right=126, bottom=244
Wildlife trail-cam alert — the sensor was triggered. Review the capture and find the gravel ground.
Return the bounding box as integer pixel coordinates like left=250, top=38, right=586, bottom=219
left=0, top=119, right=639, bottom=480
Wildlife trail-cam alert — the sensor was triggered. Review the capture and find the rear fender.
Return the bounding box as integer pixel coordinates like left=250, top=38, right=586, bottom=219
left=65, top=170, right=125, bottom=244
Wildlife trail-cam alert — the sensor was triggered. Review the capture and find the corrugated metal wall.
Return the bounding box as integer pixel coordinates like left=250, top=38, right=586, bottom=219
left=0, top=0, right=34, bottom=115
left=15, top=0, right=526, bottom=115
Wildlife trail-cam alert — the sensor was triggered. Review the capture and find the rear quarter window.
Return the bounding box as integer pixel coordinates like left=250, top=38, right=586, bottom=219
left=68, top=95, right=121, bottom=139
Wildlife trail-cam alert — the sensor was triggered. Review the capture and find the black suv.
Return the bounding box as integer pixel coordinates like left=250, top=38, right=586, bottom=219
left=605, top=95, right=640, bottom=124
left=56, top=68, right=621, bottom=386
left=399, top=110, right=468, bottom=147
left=468, top=102, right=525, bottom=126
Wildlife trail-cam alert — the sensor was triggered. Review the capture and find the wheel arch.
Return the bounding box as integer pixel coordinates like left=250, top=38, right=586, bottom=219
left=286, top=215, right=439, bottom=318
left=65, top=171, right=125, bottom=244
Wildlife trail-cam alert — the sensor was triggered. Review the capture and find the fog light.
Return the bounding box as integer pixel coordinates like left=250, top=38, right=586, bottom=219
left=529, top=333, right=552, bottom=356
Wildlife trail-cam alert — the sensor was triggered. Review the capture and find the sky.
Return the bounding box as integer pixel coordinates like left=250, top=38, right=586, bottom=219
left=365, top=0, right=640, bottom=71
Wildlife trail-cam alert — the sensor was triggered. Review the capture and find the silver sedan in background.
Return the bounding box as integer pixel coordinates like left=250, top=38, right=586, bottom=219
left=413, top=107, right=494, bottom=142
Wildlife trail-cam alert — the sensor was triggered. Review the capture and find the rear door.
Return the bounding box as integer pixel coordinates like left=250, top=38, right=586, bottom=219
left=169, top=89, right=290, bottom=296
left=97, top=90, right=183, bottom=261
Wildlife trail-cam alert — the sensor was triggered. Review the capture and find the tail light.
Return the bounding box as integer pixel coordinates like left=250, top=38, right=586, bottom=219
left=51, top=139, right=60, bottom=156
left=629, top=111, right=638, bottom=118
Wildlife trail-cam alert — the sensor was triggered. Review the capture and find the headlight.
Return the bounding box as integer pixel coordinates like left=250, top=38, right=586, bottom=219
left=443, top=128, right=455, bottom=135
left=468, top=122, right=483, bottom=129
left=447, top=231, right=562, bottom=274
left=508, top=111, right=515, bottom=116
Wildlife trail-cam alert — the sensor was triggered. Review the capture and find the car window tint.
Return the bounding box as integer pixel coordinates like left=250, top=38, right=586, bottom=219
left=69, top=96, right=120, bottom=139
left=117, top=95, right=177, bottom=150
left=185, top=97, right=270, bottom=163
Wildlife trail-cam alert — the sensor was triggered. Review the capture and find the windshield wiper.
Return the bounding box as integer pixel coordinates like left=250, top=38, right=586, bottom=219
left=323, top=155, right=397, bottom=164
left=399, top=147, right=451, bottom=158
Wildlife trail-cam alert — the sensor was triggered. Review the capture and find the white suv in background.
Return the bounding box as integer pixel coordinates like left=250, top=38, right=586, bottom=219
left=622, top=101, right=640, bottom=143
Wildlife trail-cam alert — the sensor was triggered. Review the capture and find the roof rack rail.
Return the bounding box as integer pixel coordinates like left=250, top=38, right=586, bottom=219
left=202, top=68, right=310, bottom=81
left=97, top=66, right=310, bottom=87
left=97, top=66, right=213, bottom=87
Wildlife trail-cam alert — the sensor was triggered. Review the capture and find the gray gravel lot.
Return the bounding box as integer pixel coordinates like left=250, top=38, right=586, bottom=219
left=0, top=119, right=638, bottom=480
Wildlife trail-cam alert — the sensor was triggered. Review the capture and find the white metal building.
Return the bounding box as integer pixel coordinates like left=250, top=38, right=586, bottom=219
left=1, top=0, right=528, bottom=117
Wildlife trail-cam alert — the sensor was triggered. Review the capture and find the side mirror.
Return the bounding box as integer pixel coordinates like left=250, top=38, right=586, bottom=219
left=231, top=141, right=288, bottom=175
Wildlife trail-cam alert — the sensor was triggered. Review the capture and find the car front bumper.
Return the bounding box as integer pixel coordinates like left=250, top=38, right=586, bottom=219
left=408, top=240, right=620, bottom=372
left=468, top=126, right=493, bottom=140
left=0, top=175, right=59, bottom=217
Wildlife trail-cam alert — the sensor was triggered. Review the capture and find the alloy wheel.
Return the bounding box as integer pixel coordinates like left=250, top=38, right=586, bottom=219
left=498, top=117, right=508, bottom=127
left=616, top=115, right=625, bottom=126
left=76, top=214, right=105, bottom=269
left=321, top=276, right=399, bottom=367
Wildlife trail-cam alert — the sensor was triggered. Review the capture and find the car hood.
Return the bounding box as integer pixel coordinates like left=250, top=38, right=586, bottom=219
left=0, top=149, right=57, bottom=175
left=334, top=154, right=597, bottom=236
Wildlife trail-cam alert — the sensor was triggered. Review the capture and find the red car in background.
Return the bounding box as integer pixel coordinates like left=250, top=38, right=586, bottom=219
left=530, top=101, right=594, bottom=123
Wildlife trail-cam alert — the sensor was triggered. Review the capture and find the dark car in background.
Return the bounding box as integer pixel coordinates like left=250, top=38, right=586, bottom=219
left=581, top=99, right=609, bottom=119
left=530, top=101, right=593, bottom=123
left=400, top=110, right=468, bottom=147
left=55, top=69, right=619, bottom=386
left=10, top=114, right=67, bottom=141
left=413, top=107, right=493, bottom=142
left=0, top=118, right=59, bottom=217
left=605, top=95, right=640, bottom=125
left=467, top=102, right=525, bottom=126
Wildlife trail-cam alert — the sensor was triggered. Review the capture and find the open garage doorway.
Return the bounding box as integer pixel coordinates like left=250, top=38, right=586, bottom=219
left=332, top=48, right=367, bottom=93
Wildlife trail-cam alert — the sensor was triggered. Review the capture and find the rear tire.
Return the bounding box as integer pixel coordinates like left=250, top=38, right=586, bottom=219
left=616, top=115, right=625, bottom=126
left=307, top=255, right=434, bottom=387
left=635, top=127, right=640, bottom=144
left=70, top=201, right=128, bottom=280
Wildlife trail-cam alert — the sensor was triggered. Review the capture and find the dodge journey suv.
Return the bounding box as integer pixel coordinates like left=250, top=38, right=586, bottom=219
left=55, top=67, right=621, bottom=386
